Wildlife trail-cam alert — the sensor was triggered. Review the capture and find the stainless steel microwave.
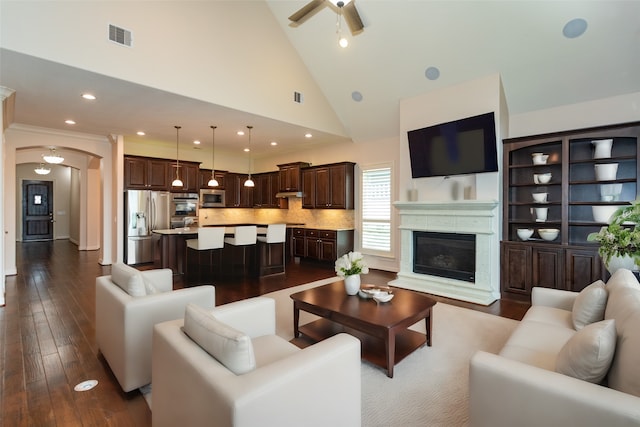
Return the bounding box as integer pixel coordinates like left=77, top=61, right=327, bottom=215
left=200, top=189, right=225, bottom=207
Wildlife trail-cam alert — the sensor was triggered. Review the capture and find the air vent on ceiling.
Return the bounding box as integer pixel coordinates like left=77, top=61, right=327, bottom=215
left=294, top=91, right=304, bottom=104
left=109, top=24, right=133, bottom=47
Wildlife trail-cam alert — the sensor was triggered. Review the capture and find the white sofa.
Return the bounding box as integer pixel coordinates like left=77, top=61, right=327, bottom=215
left=95, top=263, right=215, bottom=392
left=470, top=268, right=640, bottom=427
left=152, top=297, right=361, bottom=427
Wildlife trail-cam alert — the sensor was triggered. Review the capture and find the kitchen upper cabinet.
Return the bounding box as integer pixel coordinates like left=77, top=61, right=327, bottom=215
left=169, top=162, right=200, bottom=192
left=124, top=156, right=170, bottom=190
left=199, top=169, right=226, bottom=189
left=278, top=162, right=310, bottom=192
left=253, top=172, right=287, bottom=209
left=303, top=162, right=355, bottom=209
left=225, top=173, right=253, bottom=208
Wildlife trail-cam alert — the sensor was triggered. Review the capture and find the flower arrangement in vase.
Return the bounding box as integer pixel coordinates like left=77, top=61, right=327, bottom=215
left=587, top=199, right=640, bottom=273
left=335, top=251, right=369, bottom=295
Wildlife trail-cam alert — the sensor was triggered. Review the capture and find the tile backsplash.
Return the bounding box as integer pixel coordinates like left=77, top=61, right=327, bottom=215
left=199, top=198, right=355, bottom=229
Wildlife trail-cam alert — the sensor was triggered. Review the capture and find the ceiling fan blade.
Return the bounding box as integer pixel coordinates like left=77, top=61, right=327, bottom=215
left=343, top=1, right=364, bottom=35
left=288, top=0, right=326, bottom=24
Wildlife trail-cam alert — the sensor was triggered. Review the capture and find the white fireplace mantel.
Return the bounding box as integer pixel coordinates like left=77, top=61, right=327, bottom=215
left=390, top=200, right=501, bottom=305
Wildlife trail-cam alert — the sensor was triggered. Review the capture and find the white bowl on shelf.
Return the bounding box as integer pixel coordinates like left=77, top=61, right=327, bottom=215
left=534, top=173, right=552, bottom=184
left=600, top=183, right=623, bottom=201
left=532, top=153, right=549, bottom=165
left=594, top=163, right=618, bottom=181
left=592, top=205, right=624, bottom=224
left=538, top=228, right=560, bottom=241
left=532, top=192, right=548, bottom=203
left=516, top=228, right=534, bottom=241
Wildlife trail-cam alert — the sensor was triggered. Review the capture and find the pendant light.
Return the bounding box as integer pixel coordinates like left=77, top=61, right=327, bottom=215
left=34, top=163, right=51, bottom=175
left=243, top=125, right=255, bottom=187
left=171, top=125, right=183, bottom=187
left=336, top=1, right=348, bottom=48
left=207, top=125, right=219, bottom=187
left=43, top=148, right=64, bottom=164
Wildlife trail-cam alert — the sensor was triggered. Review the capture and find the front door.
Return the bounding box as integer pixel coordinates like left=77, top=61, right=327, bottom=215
left=22, top=180, right=54, bottom=241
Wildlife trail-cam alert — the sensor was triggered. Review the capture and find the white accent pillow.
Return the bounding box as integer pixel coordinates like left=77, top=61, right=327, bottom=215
left=183, top=303, right=255, bottom=375
left=556, top=319, right=616, bottom=384
left=572, top=280, right=607, bottom=330
left=110, top=263, right=146, bottom=297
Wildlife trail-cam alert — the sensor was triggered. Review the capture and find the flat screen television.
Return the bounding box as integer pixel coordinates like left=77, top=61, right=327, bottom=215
left=408, top=112, right=498, bottom=178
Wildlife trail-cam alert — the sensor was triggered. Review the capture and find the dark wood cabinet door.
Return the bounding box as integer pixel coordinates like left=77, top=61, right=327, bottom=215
left=147, top=159, right=170, bottom=190
left=318, top=239, right=336, bottom=262
left=124, top=157, right=148, bottom=189
left=302, top=169, right=316, bottom=208
left=565, top=248, right=603, bottom=292
left=329, top=165, right=347, bottom=208
left=181, top=163, right=200, bottom=192
left=225, top=173, right=240, bottom=207
left=314, top=167, right=330, bottom=207
left=269, top=172, right=280, bottom=207
left=501, top=243, right=532, bottom=298
left=532, top=247, right=563, bottom=290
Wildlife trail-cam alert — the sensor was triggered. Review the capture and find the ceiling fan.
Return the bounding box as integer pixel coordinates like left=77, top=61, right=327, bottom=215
left=288, top=0, right=364, bottom=35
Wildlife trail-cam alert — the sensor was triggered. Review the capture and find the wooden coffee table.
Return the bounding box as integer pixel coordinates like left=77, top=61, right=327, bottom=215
left=290, top=281, right=436, bottom=377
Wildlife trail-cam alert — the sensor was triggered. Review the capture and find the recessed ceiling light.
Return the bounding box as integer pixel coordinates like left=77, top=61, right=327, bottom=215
left=270, top=141, right=278, bottom=146
left=193, top=140, right=201, bottom=145
left=563, top=18, right=587, bottom=38
left=237, top=131, right=245, bottom=136
left=81, top=93, right=96, bottom=100
left=352, top=91, right=363, bottom=102
left=425, top=66, right=440, bottom=80
left=305, top=133, right=312, bottom=138
left=65, top=119, right=76, bottom=125
left=243, top=148, right=250, bottom=152
left=136, top=131, right=145, bottom=136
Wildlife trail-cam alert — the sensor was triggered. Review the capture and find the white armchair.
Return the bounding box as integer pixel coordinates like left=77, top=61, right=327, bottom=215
left=95, top=263, right=215, bottom=392
left=152, top=297, right=361, bottom=427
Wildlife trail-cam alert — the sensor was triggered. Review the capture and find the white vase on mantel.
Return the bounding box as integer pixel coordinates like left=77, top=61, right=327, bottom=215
left=606, top=254, right=636, bottom=274
left=343, top=274, right=361, bottom=295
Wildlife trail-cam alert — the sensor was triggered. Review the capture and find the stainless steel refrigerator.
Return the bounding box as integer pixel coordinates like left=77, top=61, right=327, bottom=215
left=125, top=190, right=170, bottom=264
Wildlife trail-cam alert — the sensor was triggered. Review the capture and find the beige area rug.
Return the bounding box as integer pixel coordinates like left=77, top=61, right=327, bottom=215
left=143, top=277, right=518, bottom=426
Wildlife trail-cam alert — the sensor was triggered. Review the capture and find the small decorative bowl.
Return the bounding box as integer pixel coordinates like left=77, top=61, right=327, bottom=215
left=534, top=173, right=552, bottom=184
left=538, top=228, right=560, bottom=241
left=516, top=228, right=534, bottom=241
left=373, top=293, right=394, bottom=303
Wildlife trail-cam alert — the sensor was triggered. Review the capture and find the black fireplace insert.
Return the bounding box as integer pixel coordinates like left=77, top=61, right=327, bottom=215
left=413, top=231, right=476, bottom=283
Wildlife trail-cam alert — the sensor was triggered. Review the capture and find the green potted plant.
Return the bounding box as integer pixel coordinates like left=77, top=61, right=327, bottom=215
left=587, top=199, right=640, bottom=272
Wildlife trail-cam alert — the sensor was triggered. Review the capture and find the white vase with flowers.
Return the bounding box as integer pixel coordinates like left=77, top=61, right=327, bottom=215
left=335, top=251, right=369, bottom=295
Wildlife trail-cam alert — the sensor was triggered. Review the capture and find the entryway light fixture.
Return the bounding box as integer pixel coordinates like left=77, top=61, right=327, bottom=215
left=43, top=148, right=64, bottom=164
left=34, top=163, right=51, bottom=175
left=171, top=125, right=184, bottom=187
left=244, top=126, right=255, bottom=188
left=208, top=125, right=219, bottom=187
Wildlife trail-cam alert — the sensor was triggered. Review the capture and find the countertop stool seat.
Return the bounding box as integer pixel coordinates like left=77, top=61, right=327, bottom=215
left=256, top=223, right=286, bottom=276
left=185, top=227, right=225, bottom=285
left=223, top=225, right=257, bottom=277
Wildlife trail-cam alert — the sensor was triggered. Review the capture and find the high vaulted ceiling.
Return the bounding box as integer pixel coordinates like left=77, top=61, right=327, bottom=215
left=1, top=1, right=639, bottom=158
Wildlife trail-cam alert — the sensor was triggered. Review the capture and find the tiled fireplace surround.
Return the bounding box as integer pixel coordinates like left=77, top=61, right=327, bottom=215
left=390, top=200, right=501, bottom=305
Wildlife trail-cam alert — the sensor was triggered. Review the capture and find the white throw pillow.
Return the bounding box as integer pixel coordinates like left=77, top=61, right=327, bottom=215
left=183, top=303, right=255, bottom=375
left=572, top=280, right=607, bottom=330
left=556, top=319, right=616, bottom=384
left=110, top=263, right=146, bottom=297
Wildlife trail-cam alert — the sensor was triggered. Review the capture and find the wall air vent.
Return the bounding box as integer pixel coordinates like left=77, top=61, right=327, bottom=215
left=294, top=91, right=304, bottom=104
left=108, top=24, right=133, bottom=47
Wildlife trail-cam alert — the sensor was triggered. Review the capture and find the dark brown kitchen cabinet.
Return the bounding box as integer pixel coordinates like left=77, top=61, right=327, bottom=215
left=253, top=172, right=282, bottom=208
left=501, top=121, right=640, bottom=301
left=225, top=173, right=253, bottom=208
left=199, top=169, right=226, bottom=189
left=124, top=156, right=171, bottom=190
left=303, top=162, right=355, bottom=209
left=170, top=162, right=200, bottom=192
left=278, top=162, right=309, bottom=192
left=291, top=227, right=354, bottom=262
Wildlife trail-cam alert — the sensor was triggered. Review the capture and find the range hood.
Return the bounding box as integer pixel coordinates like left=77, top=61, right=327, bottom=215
left=275, top=191, right=303, bottom=198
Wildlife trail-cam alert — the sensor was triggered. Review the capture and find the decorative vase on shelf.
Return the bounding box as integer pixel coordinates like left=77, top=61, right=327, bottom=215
left=592, top=139, right=613, bottom=159
left=343, top=274, right=361, bottom=295
left=606, top=254, right=637, bottom=274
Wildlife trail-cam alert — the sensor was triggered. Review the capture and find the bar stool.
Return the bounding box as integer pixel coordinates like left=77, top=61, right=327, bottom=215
left=256, top=224, right=286, bottom=276
left=185, top=227, right=225, bottom=285
left=223, top=225, right=257, bottom=277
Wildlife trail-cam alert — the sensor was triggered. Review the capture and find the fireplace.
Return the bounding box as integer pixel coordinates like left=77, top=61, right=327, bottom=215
left=413, top=231, right=476, bottom=283
left=390, top=200, right=500, bottom=305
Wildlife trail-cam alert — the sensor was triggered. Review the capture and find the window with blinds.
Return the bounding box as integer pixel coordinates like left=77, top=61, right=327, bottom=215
left=361, top=166, right=391, bottom=253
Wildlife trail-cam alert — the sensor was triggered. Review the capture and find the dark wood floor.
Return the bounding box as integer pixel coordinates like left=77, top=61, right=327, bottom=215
left=1, top=240, right=529, bottom=426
